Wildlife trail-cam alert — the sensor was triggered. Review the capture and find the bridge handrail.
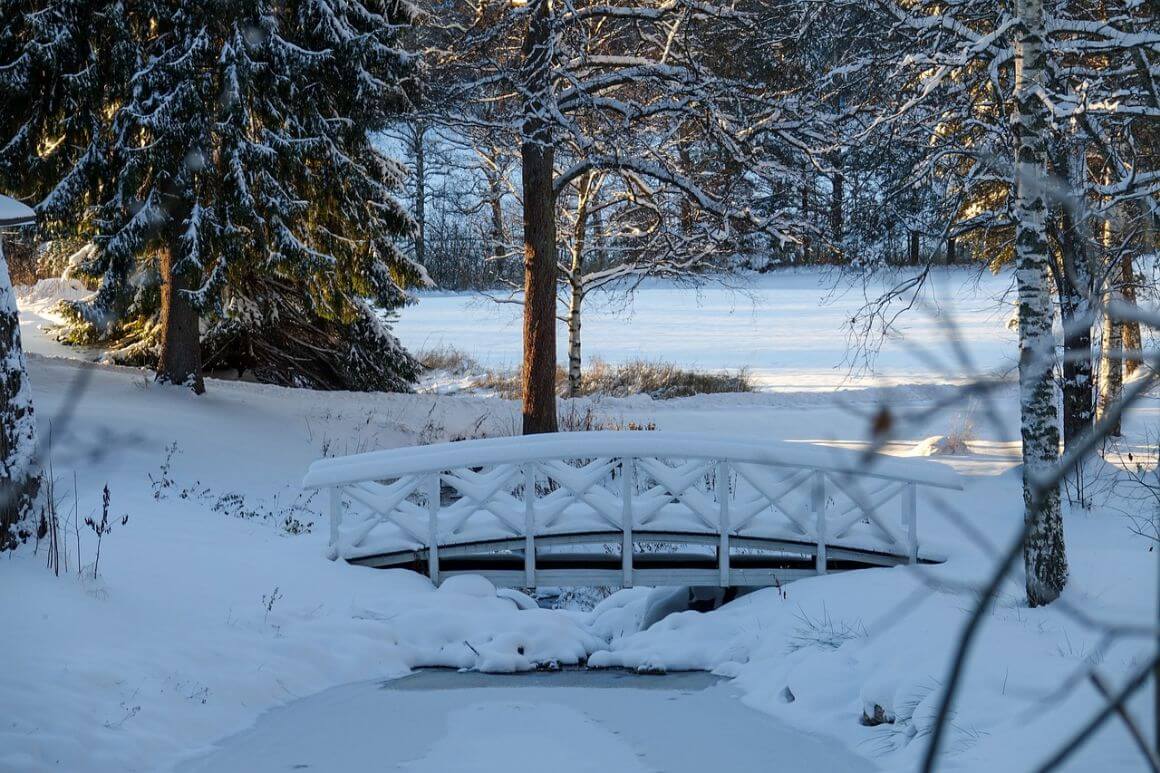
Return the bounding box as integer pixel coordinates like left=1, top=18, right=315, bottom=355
left=302, top=431, right=964, bottom=491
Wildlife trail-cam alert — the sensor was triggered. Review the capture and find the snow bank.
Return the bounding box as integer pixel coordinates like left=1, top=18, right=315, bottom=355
left=583, top=490, right=1155, bottom=772
left=15, top=277, right=91, bottom=307
left=0, top=359, right=599, bottom=773
left=5, top=290, right=1154, bottom=773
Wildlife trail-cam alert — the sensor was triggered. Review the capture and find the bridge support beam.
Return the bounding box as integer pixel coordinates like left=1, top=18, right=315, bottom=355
left=718, top=460, right=730, bottom=586
left=621, top=459, right=634, bottom=587
left=427, top=473, right=441, bottom=584
left=903, top=482, right=917, bottom=564
left=328, top=486, right=343, bottom=560
left=524, top=464, right=537, bottom=587
left=813, top=471, right=827, bottom=574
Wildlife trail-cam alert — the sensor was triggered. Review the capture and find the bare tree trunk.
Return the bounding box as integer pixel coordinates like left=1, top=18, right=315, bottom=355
left=909, top=230, right=920, bottom=266
left=412, top=123, right=427, bottom=268
left=1120, top=253, right=1141, bottom=377
left=566, top=282, right=583, bottom=398
left=488, top=167, right=507, bottom=268
left=520, top=0, right=558, bottom=434
left=0, top=235, right=41, bottom=549
left=1014, top=0, right=1066, bottom=606
left=1097, top=288, right=1124, bottom=437
left=565, top=173, right=594, bottom=398
left=801, top=177, right=811, bottom=262
left=1058, top=256, right=1094, bottom=451
left=946, top=235, right=957, bottom=264
left=1057, top=141, right=1094, bottom=453
left=157, top=245, right=205, bottom=394
left=679, top=121, right=695, bottom=236
left=830, top=165, right=843, bottom=258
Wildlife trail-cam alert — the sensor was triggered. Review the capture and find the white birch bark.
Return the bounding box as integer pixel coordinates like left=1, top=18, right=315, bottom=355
left=1014, top=0, right=1067, bottom=606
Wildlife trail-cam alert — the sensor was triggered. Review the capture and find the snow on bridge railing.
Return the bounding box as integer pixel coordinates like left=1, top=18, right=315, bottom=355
left=303, top=432, right=963, bottom=587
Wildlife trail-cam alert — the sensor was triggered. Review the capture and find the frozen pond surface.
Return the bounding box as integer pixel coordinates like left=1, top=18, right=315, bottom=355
left=395, top=268, right=1017, bottom=391
left=176, top=670, right=874, bottom=773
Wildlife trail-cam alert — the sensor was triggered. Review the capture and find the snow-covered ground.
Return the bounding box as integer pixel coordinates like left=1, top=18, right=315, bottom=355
left=395, top=268, right=1020, bottom=391
left=4, top=270, right=1156, bottom=773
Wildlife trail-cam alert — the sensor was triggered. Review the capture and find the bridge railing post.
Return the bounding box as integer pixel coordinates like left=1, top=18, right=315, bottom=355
left=718, top=460, right=730, bottom=586
left=525, top=463, right=537, bottom=588
left=813, top=471, right=827, bottom=574
left=427, top=472, right=440, bottom=584
left=903, top=482, right=918, bottom=564
left=327, top=486, right=343, bottom=560
left=621, top=458, right=634, bottom=587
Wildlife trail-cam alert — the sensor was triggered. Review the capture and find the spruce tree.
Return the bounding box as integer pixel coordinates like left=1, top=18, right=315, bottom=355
left=3, top=0, right=425, bottom=393
left=0, top=0, right=128, bottom=234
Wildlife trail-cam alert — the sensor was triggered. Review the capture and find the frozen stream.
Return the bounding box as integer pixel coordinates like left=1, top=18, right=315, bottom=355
left=175, top=670, right=874, bottom=773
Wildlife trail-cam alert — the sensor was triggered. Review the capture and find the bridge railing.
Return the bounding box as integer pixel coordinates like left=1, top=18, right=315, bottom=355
left=302, top=431, right=963, bottom=587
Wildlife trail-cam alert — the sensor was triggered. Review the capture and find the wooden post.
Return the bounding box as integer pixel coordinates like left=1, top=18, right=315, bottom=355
left=621, top=458, right=634, bottom=587
left=718, top=461, right=731, bottom=587
left=524, top=463, right=536, bottom=587
left=904, top=482, right=918, bottom=564
left=813, top=471, right=827, bottom=574
left=427, top=473, right=441, bottom=584
left=328, top=486, right=343, bottom=560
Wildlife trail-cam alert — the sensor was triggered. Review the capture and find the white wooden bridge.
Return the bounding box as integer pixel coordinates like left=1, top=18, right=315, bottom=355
left=302, top=432, right=962, bottom=588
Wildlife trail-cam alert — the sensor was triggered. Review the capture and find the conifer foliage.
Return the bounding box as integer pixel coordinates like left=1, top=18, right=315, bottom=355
left=0, top=0, right=425, bottom=392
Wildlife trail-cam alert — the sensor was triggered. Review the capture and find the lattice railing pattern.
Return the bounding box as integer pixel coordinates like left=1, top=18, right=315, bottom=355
left=304, top=432, right=961, bottom=587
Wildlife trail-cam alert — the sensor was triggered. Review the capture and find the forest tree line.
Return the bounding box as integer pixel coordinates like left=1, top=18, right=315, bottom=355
left=1, top=0, right=1159, bottom=610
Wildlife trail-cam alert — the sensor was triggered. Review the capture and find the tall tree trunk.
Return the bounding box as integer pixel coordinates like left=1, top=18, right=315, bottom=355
left=1057, top=142, right=1094, bottom=453
left=566, top=171, right=593, bottom=394
left=1120, top=253, right=1141, bottom=377
left=678, top=121, right=695, bottom=236
left=412, top=123, right=427, bottom=268
left=566, top=283, right=583, bottom=398
left=801, top=176, right=811, bottom=262
left=829, top=164, right=843, bottom=258
left=488, top=167, right=507, bottom=270
left=946, top=235, right=957, bottom=264
left=565, top=173, right=593, bottom=398
left=0, top=235, right=42, bottom=549
left=1097, top=283, right=1123, bottom=436
left=1014, top=0, right=1066, bottom=606
left=1096, top=200, right=1123, bottom=435
left=157, top=245, right=205, bottom=394
left=519, top=0, right=558, bottom=434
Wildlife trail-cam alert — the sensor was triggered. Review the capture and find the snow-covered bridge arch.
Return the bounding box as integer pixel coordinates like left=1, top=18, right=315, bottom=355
left=303, top=432, right=962, bottom=588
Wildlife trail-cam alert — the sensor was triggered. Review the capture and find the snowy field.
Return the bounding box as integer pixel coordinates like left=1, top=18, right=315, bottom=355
left=395, top=268, right=1020, bottom=391
left=4, top=269, right=1156, bottom=773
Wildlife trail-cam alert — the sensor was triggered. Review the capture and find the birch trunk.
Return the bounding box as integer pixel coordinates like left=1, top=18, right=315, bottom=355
left=565, top=173, right=593, bottom=398
left=1120, top=253, right=1141, bottom=377
left=0, top=235, right=42, bottom=549
left=520, top=0, right=558, bottom=434
left=489, top=168, right=507, bottom=269
left=566, top=283, right=583, bottom=398
left=412, top=124, right=427, bottom=268
left=1014, top=0, right=1066, bottom=606
left=1097, top=283, right=1123, bottom=436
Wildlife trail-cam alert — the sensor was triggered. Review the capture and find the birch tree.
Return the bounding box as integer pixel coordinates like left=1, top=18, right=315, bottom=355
left=819, top=0, right=1159, bottom=602
left=1012, top=0, right=1066, bottom=604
